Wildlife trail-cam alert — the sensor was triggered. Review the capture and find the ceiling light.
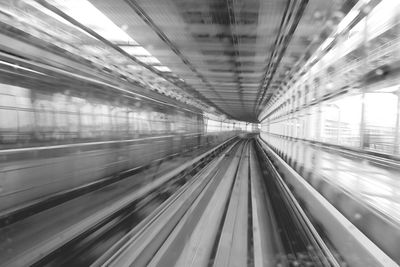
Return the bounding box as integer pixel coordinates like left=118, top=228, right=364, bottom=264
left=320, top=37, right=334, bottom=51
left=127, top=64, right=143, bottom=70
left=137, top=56, right=161, bottom=64
left=336, top=9, right=360, bottom=34
left=120, top=46, right=152, bottom=56
left=154, top=66, right=171, bottom=72
left=24, top=0, right=74, bottom=26
left=0, top=60, right=47, bottom=75
left=49, top=0, right=138, bottom=43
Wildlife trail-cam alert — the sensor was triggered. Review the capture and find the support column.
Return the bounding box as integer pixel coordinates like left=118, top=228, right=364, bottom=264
left=360, top=92, right=367, bottom=148
left=335, top=105, right=341, bottom=145
left=394, top=11, right=400, bottom=154
left=315, top=103, right=322, bottom=141
left=394, top=92, right=400, bottom=154
left=360, top=13, right=369, bottom=149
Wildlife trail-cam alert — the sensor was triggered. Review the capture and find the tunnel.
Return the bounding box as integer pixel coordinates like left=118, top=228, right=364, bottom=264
left=0, top=0, right=399, bottom=266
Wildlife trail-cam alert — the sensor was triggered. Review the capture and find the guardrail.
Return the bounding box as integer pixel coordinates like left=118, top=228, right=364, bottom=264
left=257, top=137, right=398, bottom=267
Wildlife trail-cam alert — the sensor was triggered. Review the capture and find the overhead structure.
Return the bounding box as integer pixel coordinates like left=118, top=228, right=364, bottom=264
left=84, top=0, right=355, bottom=122
left=0, top=0, right=358, bottom=121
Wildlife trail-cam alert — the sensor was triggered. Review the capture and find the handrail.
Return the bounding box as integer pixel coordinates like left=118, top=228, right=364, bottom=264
left=0, top=132, right=206, bottom=154
left=261, top=132, right=400, bottom=169
left=257, top=136, right=398, bottom=267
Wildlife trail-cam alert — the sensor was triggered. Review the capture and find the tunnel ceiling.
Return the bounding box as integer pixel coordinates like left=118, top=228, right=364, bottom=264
left=84, top=0, right=354, bottom=122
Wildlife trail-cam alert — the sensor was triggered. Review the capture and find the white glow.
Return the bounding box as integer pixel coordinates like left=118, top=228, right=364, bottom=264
left=120, top=46, right=152, bottom=56
left=366, top=0, right=400, bottom=40
left=154, top=66, right=171, bottom=72
left=45, top=0, right=180, bottom=77
left=365, top=93, right=397, bottom=127
left=336, top=9, right=360, bottom=34
left=376, top=85, right=400, bottom=93
left=340, top=18, right=364, bottom=54
left=320, top=37, right=334, bottom=51
left=137, top=56, right=161, bottom=64
left=127, top=65, right=143, bottom=71
left=24, top=0, right=76, bottom=27
left=332, top=95, right=362, bottom=124
left=81, top=45, right=105, bottom=55
left=49, top=0, right=137, bottom=43
left=0, top=60, right=47, bottom=75
left=309, top=54, right=318, bottom=63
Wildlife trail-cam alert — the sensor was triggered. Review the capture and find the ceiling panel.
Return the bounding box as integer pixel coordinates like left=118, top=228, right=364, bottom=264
left=88, top=0, right=355, bottom=122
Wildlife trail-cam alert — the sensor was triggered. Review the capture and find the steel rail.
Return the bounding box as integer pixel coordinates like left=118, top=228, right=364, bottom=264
left=212, top=140, right=250, bottom=267
left=248, top=141, right=285, bottom=267
left=95, top=140, right=240, bottom=267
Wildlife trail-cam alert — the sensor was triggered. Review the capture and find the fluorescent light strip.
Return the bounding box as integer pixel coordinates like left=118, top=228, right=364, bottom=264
left=24, top=0, right=82, bottom=32
left=49, top=0, right=136, bottom=43
left=46, top=1, right=182, bottom=84
left=0, top=60, right=47, bottom=75
left=154, top=66, right=171, bottom=72
left=120, top=46, right=152, bottom=56
left=320, top=37, right=334, bottom=51
left=137, top=56, right=161, bottom=64
left=12, top=0, right=208, bottom=111
left=336, top=9, right=360, bottom=34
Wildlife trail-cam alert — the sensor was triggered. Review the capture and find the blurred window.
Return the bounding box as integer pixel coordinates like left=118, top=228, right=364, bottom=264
left=34, top=94, right=54, bottom=140
left=67, top=97, right=82, bottom=139
left=15, top=89, right=34, bottom=135
left=53, top=94, right=69, bottom=139
left=81, top=100, right=94, bottom=138
left=364, top=93, right=397, bottom=153
left=0, top=92, right=18, bottom=141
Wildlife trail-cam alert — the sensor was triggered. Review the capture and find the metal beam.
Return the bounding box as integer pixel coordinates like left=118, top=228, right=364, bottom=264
left=124, top=0, right=230, bottom=117
left=35, top=0, right=224, bottom=116
left=254, top=0, right=308, bottom=115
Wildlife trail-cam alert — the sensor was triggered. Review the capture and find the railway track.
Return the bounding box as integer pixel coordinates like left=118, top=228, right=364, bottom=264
left=0, top=137, right=236, bottom=267
left=5, top=136, right=380, bottom=266
left=77, top=137, right=340, bottom=267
